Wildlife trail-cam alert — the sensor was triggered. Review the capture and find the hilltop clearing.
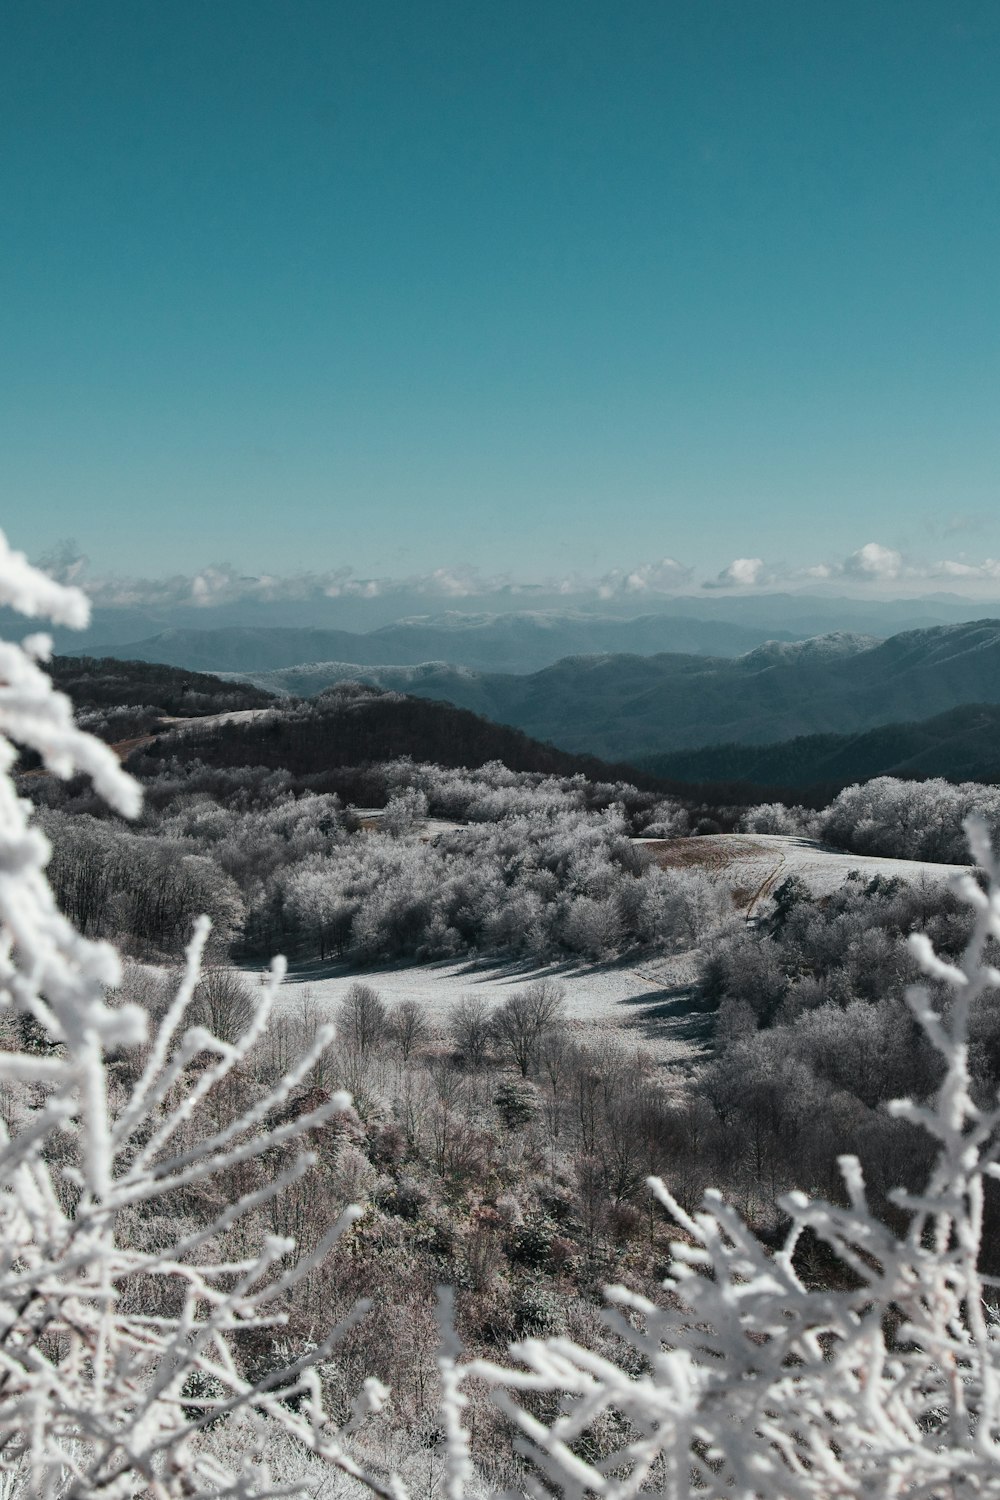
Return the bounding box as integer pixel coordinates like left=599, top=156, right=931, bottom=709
left=641, top=830, right=970, bottom=903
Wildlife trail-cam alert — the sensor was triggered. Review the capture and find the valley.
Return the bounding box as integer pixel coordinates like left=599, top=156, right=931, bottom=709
left=250, top=828, right=969, bottom=1069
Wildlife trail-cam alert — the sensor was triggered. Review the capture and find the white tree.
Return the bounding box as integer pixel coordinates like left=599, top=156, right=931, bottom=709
left=0, top=532, right=402, bottom=1499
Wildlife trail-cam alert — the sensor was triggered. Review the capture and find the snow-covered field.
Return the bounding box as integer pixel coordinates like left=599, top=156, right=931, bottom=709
left=252, top=949, right=708, bottom=1069
left=248, top=834, right=968, bottom=1070
left=638, top=832, right=969, bottom=914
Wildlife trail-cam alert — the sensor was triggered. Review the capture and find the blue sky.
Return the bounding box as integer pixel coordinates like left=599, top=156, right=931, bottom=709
left=3, top=1, right=999, bottom=590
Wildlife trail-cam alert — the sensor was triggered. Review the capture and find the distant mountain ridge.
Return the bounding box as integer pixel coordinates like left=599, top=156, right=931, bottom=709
left=209, top=619, right=1000, bottom=763
left=21, top=586, right=997, bottom=658
left=68, top=618, right=1000, bottom=767
left=73, top=612, right=805, bottom=674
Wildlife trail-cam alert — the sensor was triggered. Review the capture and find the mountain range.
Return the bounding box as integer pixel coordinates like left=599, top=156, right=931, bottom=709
left=65, top=587, right=1000, bottom=676
left=64, top=615, right=1000, bottom=771
left=48, top=626, right=1000, bottom=792
left=218, top=620, right=1000, bottom=762
left=72, top=613, right=803, bottom=674
left=27, top=587, right=999, bottom=659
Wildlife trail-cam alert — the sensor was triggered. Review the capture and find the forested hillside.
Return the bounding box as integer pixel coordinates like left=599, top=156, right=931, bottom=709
left=641, top=702, right=1000, bottom=789
left=46, top=654, right=274, bottom=741
left=135, top=678, right=657, bottom=784
left=216, top=619, right=1000, bottom=760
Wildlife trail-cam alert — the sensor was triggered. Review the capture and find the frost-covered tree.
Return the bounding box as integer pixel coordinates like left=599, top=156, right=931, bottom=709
left=820, top=775, right=1000, bottom=863
left=0, top=531, right=403, bottom=1498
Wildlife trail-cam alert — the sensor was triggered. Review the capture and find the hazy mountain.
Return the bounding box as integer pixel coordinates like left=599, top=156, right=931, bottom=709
left=74, top=613, right=806, bottom=674
left=222, top=620, right=1000, bottom=763
left=638, top=703, right=1000, bottom=790
left=13, top=588, right=995, bottom=660
left=50, top=588, right=1000, bottom=665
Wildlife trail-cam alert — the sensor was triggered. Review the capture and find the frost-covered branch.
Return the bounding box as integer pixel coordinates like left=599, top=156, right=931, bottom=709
left=0, top=531, right=407, bottom=1498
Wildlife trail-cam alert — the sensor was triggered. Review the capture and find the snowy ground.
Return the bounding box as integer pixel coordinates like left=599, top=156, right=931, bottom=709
left=248, top=949, right=709, bottom=1072
left=245, top=834, right=968, bottom=1072
left=159, top=708, right=274, bottom=731
left=637, top=833, right=970, bottom=914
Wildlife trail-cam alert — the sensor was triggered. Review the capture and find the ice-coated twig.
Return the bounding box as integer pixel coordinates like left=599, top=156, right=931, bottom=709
left=0, top=530, right=418, bottom=1498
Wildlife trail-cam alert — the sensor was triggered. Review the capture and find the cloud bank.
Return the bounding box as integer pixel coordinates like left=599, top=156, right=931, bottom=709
left=34, top=540, right=1000, bottom=613
left=704, top=542, right=1000, bottom=594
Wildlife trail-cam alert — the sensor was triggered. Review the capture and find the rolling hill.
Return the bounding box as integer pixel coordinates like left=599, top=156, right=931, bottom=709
left=48, top=656, right=275, bottom=717
left=133, top=680, right=662, bottom=787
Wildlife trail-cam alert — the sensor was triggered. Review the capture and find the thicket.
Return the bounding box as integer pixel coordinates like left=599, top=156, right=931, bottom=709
left=692, top=871, right=997, bottom=1228
left=818, top=774, right=1000, bottom=862
left=739, top=774, right=1000, bottom=863
left=29, top=756, right=723, bottom=966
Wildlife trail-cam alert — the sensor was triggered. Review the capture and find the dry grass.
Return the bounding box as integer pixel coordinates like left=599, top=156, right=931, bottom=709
left=641, top=836, right=766, bottom=874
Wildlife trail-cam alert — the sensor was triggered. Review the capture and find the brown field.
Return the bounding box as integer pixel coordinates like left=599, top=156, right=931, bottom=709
left=638, top=836, right=769, bottom=873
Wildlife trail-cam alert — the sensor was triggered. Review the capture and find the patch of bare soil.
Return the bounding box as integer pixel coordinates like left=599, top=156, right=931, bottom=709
left=638, top=836, right=770, bottom=874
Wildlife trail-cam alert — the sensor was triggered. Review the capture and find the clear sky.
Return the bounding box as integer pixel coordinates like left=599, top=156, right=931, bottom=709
left=3, top=0, right=999, bottom=588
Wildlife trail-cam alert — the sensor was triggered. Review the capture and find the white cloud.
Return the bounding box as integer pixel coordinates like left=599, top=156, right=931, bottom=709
left=933, top=558, right=1000, bottom=581
left=702, top=557, right=768, bottom=590
left=67, top=562, right=520, bottom=611
left=799, top=543, right=1000, bottom=591
left=595, top=558, right=693, bottom=598
left=842, top=542, right=904, bottom=581
left=34, top=538, right=1000, bottom=617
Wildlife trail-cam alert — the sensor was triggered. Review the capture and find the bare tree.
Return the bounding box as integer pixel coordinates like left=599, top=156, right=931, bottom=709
left=339, top=980, right=388, bottom=1054
left=389, top=997, right=432, bottom=1061
left=538, top=1027, right=575, bottom=1140
left=491, top=980, right=566, bottom=1077
left=190, top=964, right=258, bottom=1044
left=449, top=994, right=493, bottom=1069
